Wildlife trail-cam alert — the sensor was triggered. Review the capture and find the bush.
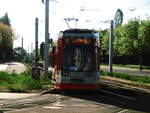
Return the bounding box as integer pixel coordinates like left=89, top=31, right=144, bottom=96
left=101, top=71, right=150, bottom=84
left=0, top=69, right=51, bottom=92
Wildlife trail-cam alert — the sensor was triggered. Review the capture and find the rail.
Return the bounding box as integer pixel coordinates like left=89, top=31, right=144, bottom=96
left=27, top=62, right=44, bottom=71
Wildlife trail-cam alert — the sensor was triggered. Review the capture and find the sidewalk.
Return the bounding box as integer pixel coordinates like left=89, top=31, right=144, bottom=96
left=101, top=66, right=150, bottom=77
left=0, top=64, right=8, bottom=71
left=0, top=93, right=38, bottom=100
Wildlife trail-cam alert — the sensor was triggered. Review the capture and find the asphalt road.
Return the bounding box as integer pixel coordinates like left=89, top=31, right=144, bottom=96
left=0, top=85, right=150, bottom=113
left=101, top=66, right=150, bottom=77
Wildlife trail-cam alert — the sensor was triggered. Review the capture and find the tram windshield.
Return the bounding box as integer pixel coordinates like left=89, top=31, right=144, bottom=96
left=62, top=46, right=97, bottom=72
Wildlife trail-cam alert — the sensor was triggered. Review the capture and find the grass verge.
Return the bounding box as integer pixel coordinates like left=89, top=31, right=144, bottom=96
left=0, top=69, right=51, bottom=93
left=101, top=64, right=150, bottom=70
left=101, top=71, right=150, bottom=84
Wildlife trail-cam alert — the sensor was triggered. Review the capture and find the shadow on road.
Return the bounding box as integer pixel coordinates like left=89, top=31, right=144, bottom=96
left=59, top=86, right=150, bottom=113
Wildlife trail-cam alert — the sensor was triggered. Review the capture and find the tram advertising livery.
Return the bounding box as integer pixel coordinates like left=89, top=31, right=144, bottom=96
left=49, top=29, right=100, bottom=90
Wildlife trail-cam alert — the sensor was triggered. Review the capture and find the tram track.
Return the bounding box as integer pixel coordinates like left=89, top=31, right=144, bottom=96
left=96, top=80, right=150, bottom=112
left=101, top=76, right=150, bottom=93
left=54, top=84, right=150, bottom=112
left=97, top=89, right=135, bottom=101
left=26, top=62, right=44, bottom=71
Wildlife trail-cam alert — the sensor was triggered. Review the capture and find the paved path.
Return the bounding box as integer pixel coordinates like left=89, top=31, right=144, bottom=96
left=0, top=92, right=148, bottom=113
left=0, top=62, right=27, bottom=74
left=101, top=66, right=150, bottom=77
left=0, top=93, right=38, bottom=100
left=0, top=64, right=8, bottom=71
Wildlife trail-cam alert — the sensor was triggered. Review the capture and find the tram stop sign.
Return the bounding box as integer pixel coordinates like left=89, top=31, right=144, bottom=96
left=114, top=8, right=123, bottom=29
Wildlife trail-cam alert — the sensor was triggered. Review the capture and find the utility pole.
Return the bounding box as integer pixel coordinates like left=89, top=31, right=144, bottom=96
left=109, top=20, right=113, bottom=74
left=32, top=17, right=40, bottom=80
left=21, top=37, right=24, bottom=61
left=28, top=46, right=29, bottom=58
left=108, top=9, right=123, bottom=73
left=139, top=38, right=143, bottom=70
left=44, top=0, right=50, bottom=77
left=42, top=0, right=57, bottom=77
left=28, top=46, right=30, bottom=62
left=35, top=18, right=39, bottom=68
left=31, top=43, right=33, bottom=60
left=22, top=37, right=23, bottom=49
left=31, top=43, right=33, bottom=53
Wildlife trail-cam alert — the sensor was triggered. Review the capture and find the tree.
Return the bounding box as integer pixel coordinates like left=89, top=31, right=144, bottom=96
left=0, top=13, right=11, bottom=26
left=0, top=22, right=14, bottom=59
left=101, top=19, right=150, bottom=65
left=114, top=8, right=123, bottom=28
left=139, top=20, right=150, bottom=52
left=113, top=19, right=140, bottom=56
left=124, top=19, right=139, bottom=40
left=100, top=29, right=109, bottom=55
left=13, top=47, right=27, bottom=61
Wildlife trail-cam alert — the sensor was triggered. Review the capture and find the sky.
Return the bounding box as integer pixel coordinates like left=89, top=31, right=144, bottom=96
left=0, top=0, right=150, bottom=52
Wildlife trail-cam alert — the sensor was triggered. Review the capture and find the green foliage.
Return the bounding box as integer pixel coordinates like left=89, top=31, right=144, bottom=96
left=0, top=16, right=14, bottom=60
left=139, top=20, right=150, bottom=52
left=113, top=19, right=140, bottom=56
left=7, top=84, right=26, bottom=93
left=0, top=13, right=11, bottom=26
left=100, top=29, right=109, bottom=55
left=101, top=64, right=150, bottom=70
left=124, top=19, right=139, bottom=39
left=101, top=19, right=150, bottom=59
left=114, top=8, right=123, bottom=28
left=0, top=69, right=51, bottom=92
left=13, top=47, right=27, bottom=61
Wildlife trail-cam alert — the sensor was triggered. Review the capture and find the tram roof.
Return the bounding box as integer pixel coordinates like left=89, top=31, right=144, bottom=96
left=60, top=29, right=99, bottom=38
left=62, top=29, right=97, bottom=34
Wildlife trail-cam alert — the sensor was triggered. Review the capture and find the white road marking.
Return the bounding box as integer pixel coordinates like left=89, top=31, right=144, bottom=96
left=55, top=95, right=62, bottom=106
left=117, top=109, right=128, bottom=113
left=43, top=95, right=64, bottom=109
left=44, top=94, right=87, bottom=109
left=72, top=104, right=86, bottom=107
left=43, top=106, right=62, bottom=109
left=70, top=98, right=84, bottom=101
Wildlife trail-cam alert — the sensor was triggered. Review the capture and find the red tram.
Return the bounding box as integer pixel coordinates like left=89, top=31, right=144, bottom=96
left=49, top=29, right=100, bottom=90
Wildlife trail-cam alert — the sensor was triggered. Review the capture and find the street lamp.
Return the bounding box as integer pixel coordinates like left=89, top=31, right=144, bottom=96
left=138, top=37, right=143, bottom=70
